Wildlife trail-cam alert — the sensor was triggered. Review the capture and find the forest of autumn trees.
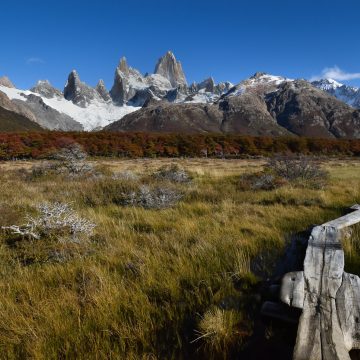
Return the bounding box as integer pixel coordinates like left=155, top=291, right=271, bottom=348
left=1, top=132, right=360, bottom=160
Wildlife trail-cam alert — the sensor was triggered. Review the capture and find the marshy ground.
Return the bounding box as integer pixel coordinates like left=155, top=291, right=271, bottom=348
left=0, top=157, right=360, bottom=359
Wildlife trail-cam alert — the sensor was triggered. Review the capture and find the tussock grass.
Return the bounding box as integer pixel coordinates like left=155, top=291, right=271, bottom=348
left=0, top=158, right=359, bottom=358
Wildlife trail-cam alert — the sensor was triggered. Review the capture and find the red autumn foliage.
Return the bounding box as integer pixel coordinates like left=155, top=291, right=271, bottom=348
left=0, top=132, right=359, bottom=160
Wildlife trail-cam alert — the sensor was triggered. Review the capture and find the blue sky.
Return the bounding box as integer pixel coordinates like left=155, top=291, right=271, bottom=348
left=1, top=0, right=360, bottom=90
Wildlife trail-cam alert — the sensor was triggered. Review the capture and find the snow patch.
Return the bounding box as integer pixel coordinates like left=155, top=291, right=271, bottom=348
left=0, top=85, right=140, bottom=131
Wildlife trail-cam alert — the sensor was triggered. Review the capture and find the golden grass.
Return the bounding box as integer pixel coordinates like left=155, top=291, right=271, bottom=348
left=0, top=158, right=359, bottom=359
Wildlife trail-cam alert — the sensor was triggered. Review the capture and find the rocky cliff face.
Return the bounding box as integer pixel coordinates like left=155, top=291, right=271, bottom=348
left=0, top=76, right=15, bottom=88
left=0, top=104, right=43, bottom=132
left=13, top=94, right=83, bottom=131
left=267, top=80, right=360, bottom=138
left=106, top=76, right=360, bottom=138
left=154, top=51, right=187, bottom=87
left=110, top=57, right=148, bottom=105
left=64, top=70, right=103, bottom=107
left=219, top=93, right=289, bottom=136
left=106, top=102, right=223, bottom=133
left=31, top=80, right=63, bottom=99
left=96, top=80, right=111, bottom=102
left=0, top=90, right=39, bottom=123
left=110, top=57, right=175, bottom=106
left=312, top=78, right=360, bottom=109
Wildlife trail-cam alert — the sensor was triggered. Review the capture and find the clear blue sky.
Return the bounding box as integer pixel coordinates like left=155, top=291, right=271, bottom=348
left=1, top=0, right=360, bottom=90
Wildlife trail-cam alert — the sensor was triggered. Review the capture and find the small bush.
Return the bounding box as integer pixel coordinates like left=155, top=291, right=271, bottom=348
left=112, top=170, right=139, bottom=181
left=30, top=161, right=54, bottom=179
left=238, top=172, right=287, bottom=191
left=265, top=155, right=328, bottom=188
left=28, top=144, right=99, bottom=181
left=239, top=155, right=328, bottom=191
left=122, top=185, right=183, bottom=209
left=153, top=164, right=192, bottom=183
left=54, top=144, right=94, bottom=176
left=1, top=202, right=95, bottom=243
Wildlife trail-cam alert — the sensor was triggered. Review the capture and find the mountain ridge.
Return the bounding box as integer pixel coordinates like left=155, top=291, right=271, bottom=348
left=1, top=51, right=360, bottom=136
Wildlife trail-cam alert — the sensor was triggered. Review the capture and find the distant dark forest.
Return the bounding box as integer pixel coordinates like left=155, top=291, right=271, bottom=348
left=1, top=132, right=360, bottom=160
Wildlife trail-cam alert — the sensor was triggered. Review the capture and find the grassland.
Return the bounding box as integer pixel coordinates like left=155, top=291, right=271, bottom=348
left=0, top=158, right=360, bottom=359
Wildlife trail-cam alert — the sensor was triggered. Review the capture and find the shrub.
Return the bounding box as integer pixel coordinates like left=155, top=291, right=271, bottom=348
left=122, top=185, right=183, bottom=209
left=1, top=202, right=95, bottom=243
left=30, top=161, right=54, bottom=179
left=112, top=170, right=139, bottom=181
left=53, top=143, right=94, bottom=177
left=238, top=172, right=287, bottom=191
left=265, top=155, right=328, bottom=188
left=239, top=155, right=328, bottom=191
left=28, top=144, right=95, bottom=180
left=153, top=164, right=192, bottom=183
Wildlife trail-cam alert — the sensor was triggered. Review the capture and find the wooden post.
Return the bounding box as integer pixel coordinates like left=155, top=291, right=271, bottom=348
left=281, top=206, right=360, bottom=360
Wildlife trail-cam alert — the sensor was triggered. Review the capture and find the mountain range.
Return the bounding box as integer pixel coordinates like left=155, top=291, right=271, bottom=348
left=1, top=51, right=360, bottom=137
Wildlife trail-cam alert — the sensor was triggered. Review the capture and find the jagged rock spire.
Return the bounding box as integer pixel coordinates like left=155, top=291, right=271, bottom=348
left=0, top=76, right=15, bottom=88
left=118, top=57, right=129, bottom=75
left=198, top=77, right=215, bottom=92
left=96, top=79, right=111, bottom=102
left=154, top=51, right=187, bottom=88
left=64, top=70, right=102, bottom=108
left=110, top=62, right=128, bottom=105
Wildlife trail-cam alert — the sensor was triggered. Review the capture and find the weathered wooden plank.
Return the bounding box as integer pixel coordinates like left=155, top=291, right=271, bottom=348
left=337, top=272, right=360, bottom=350
left=322, top=208, right=360, bottom=230
left=280, top=271, right=304, bottom=309
left=280, top=205, right=360, bottom=360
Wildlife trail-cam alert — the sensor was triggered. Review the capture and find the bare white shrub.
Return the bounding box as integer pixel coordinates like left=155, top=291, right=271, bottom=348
left=1, top=224, right=39, bottom=240
left=53, top=143, right=94, bottom=177
left=29, top=144, right=94, bottom=180
left=122, top=185, right=182, bottom=209
left=154, top=164, right=192, bottom=183
left=2, top=202, right=95, bottom=242
left=112, top=170, right=139, bottom=181
left=251, top=174, right=277, bottom=190
left=266, top=155, right=327, bottom=182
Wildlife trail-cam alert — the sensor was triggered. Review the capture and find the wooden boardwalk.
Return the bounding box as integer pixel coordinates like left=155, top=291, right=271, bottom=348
left=281, top=205, right=360, bottom=360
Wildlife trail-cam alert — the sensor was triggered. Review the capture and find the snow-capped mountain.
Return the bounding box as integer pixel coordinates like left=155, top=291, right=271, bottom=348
left=311, top=78, right=360, bottom=108
left=0, top=51, right=233, bottom=131
left=107, top=76, right=360, bottom=139
left=226, top=72, right=291, bottom=97
left=2, top=50, right=360, bottom=133
left=0, top=80, right=139, bottom=131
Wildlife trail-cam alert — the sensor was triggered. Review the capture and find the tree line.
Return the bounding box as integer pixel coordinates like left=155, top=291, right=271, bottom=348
left=1, top=132, right=360, bottom=160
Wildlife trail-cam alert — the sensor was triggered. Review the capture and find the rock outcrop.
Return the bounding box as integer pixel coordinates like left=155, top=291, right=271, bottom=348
left=0, top=104, right=43, bottom=132
left=110, top=57, right=173, bottom=106
left=219, top=93, right=289, bottom=136
left=96, top=79, right=111, bottom=102
left=110, top=57, right=147, bottom=105
left=31, top=80, right=62, bottom=99
left=154, top=51, right=187, bottom=87
left=0, top=76, right=15, bottom=88
left=106, top=102, right=223, bottom=133
left=64, top=70, right=102, bottom=107
left=13, top=94, right=83, bottom=131
left=198, top=77, right=216, bottom=93
left=0, top=90, right=38, bottom=123
left=267, top=80, right=360, bottom=138
left=312, top=78, right=360, bottom=109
